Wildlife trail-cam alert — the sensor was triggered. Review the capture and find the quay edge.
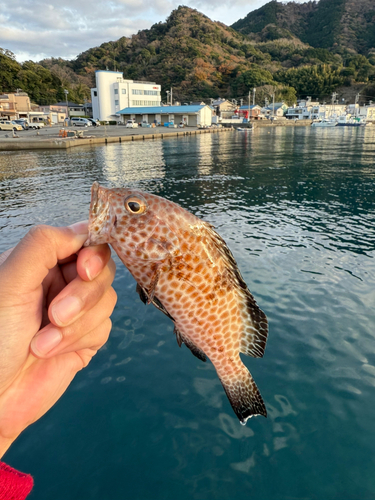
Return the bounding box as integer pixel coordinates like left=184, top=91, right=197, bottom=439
left=0, top=127, right=233, bottom=152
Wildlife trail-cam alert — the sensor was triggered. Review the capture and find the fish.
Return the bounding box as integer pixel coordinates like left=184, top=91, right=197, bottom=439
left=84, top=181, right=269, bottom=424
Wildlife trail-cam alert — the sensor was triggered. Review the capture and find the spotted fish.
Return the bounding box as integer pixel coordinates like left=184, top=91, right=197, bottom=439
left=85, top=182, right=269, bottom=424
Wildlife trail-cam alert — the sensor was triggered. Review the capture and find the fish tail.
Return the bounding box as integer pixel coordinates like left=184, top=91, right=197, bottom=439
left=219, top=365, right=267, bottom=424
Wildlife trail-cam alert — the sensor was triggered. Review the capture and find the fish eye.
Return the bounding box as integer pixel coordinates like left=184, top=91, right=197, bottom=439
left=124, top=195, right=147, bottom=215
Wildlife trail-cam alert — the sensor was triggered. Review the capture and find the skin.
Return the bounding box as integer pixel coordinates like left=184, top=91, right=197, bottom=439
left=0, top=222, right=117, bottom=458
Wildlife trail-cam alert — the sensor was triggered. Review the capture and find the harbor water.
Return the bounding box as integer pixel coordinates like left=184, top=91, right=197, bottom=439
left=1, top=126, right=375, bottom=500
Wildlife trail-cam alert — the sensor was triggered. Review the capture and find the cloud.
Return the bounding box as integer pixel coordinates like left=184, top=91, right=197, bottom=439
left=0, top=0, right=308, bottom=62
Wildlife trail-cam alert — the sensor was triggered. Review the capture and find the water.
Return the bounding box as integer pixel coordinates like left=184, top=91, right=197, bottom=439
left=1, top=127, right=375, bottom=500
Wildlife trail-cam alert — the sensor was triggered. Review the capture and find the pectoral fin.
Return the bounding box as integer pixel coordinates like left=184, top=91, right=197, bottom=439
left=136, top=283, right=174, bottom=321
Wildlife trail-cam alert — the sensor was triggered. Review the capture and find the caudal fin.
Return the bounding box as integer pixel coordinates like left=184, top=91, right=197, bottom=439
left=219, top=367, right=267, bottom=424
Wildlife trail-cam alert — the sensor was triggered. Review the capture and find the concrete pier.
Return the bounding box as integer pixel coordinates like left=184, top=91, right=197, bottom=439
left=0, top=125, right=233, bottom=151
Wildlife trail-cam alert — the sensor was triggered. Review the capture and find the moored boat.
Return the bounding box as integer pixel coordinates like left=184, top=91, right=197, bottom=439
left=311, top=119, right=337, bottom=127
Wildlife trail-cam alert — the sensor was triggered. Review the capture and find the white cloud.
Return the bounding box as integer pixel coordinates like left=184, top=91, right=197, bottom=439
left=0, top=0, right=309, bottom=62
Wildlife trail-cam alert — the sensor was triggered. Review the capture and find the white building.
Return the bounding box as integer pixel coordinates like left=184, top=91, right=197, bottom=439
left=91, top=71, right=161, bottom=122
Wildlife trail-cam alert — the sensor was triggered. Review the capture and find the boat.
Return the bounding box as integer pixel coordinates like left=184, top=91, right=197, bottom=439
left=337, top=115, right=367, bottom=127
left=311, top=119, right=337, bottom=127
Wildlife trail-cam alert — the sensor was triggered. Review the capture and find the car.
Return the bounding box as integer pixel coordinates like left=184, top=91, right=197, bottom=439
left=125, top=120, right=138, bottom=128
left=87, top=118, right=100, bottom=127
left=0, top=120, right=23, bottom=131
left=14, top=119, right=28, bottom=130
left=70, top=117, right=92, bottom=127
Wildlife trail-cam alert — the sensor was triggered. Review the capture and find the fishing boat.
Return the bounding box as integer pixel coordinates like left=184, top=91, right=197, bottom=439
left=337, top=115, right=367, bottom=127
left=311, top=119, right=337, bottom=127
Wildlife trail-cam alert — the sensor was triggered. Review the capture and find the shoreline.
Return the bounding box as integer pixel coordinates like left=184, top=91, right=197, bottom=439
left=0, top=119, right=316, bottom=152
left=0, top=126, right=233, bottom=151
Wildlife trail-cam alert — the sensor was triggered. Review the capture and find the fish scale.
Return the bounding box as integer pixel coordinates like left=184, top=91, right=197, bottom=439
left=85, top=181, right=269, bottom=424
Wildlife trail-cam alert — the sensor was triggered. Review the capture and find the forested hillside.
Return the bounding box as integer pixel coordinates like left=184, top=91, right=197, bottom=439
left=1, top=0, right=375, bottom=106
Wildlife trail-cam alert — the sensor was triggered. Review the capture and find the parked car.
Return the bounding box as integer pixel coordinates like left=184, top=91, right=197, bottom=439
left=87, top=118, right=100, bottom=127
left=14, top=119, right=28, bottom=129
left=0, top=120, right=23, bottom=131
left=125, top=120, right=138, bottom=128
left=70, top=117, right=92, bottom=127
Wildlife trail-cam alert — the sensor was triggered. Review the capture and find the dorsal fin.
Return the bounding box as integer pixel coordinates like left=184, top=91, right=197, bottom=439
left=239, top=293, right=268, bottom=358
left=199, top=222, right=269, bottom=358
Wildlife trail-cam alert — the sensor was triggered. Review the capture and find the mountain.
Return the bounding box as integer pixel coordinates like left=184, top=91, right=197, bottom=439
left=232, top=0, right=375, bottom=56
left=1, top=2, right=375, bottom=106
left=52, top=6, right=282, bottom=103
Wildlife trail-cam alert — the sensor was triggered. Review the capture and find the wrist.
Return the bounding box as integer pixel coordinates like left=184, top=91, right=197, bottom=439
left=0, top=436, right=16, bottom=459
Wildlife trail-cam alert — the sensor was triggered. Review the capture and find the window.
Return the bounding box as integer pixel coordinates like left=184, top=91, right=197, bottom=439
left=132, top=89, right=143, bottom=95
left=93, top=91, right=97, bottom=97
left=115, top=100, right=119, bottom=106
left=144, top=90, right=158, bottom=96
left=132, top=100, right=143, bottom=106
left=114, top=89, right=118, bottom=94
left=122, top=89, right=126, bottom=94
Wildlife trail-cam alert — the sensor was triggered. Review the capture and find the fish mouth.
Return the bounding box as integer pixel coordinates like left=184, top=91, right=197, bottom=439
left=90, top=181, right=100, bottom=217
left=84, top=181, right=111, bottom=247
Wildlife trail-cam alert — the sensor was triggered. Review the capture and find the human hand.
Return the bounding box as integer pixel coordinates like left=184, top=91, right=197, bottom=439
left=0, top=223, right=117, bottom=457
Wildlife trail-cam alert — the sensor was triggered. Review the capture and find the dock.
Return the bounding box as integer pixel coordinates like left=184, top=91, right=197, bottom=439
left=0, top=125, right=233, bottom=151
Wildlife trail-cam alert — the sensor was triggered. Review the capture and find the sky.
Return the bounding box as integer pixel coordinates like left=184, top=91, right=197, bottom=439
left=0, top=0, right=307, bottom=63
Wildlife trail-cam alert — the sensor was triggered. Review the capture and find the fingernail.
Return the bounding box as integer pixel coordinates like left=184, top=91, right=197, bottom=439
left=51, top=296, right=82, bottom=326
left=86, top=255, right=103, bottom=281
left=31, top=328, right=62, bottom=356
left=69, top=221, right=88, bottom=235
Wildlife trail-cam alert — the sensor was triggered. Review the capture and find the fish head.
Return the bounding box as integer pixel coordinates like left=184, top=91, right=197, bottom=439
left=84, top=182, right=197, bottom=261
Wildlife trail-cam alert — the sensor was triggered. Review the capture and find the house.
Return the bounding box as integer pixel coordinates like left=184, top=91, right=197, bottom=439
left=91, top=71, right=161, bottom=122
left=0, top=91, right=31, bottom=120
left=239, top=104, right=263, bottom=119
left=262, top=102, right=288, bottom=118
left=212, top=99, right=236, bottom=119
left=38, top=103, right=69, bottom=123
left=346, top=103, right=375, bottom=122
left=117, top=104, right=212, bottom=127
left=286, top=99, right=316, bottom=119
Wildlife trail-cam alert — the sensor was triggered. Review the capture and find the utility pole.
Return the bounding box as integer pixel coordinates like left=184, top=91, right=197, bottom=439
left=331, top=92, right=337, bottom=117
left=248, top=91, right=250, bottom=123
left=170, top=87, right=173, bottom=106
left=273, top=91, right=275, bottom=117
left=253, top=87, right=256, bottom=106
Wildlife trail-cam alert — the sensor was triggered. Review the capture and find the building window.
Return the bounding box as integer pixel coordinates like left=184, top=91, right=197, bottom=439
left=114, top=89, right=118, bottom=95
left=144, top=90, right=158, bottom=96
left=132, top=89, right=143, bottom=95
left=132, top=100, right=143, bottom=106
left=122, top=89, right=126, bottom=94
left=93, top=91, right=97, bottom=97
left=115, top=100, right=119, bottom=106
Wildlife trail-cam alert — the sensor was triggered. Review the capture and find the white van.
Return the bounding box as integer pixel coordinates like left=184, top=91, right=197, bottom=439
left=126, top=120, right=138, bottom=128
left=71, top=118, right=92, bottom=127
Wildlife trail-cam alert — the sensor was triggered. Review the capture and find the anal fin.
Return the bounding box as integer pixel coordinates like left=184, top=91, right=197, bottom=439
left=174, top=326, right=206, bottom=362
left=219, top=366, right=267, bottom=423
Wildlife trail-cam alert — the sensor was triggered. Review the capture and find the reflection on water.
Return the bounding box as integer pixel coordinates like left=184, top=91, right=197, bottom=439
left=1, top=127, right=375, bottom=500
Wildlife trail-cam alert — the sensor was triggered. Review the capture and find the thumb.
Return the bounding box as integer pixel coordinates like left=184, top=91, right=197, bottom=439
left=0, top=222, right=88, bottom=295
